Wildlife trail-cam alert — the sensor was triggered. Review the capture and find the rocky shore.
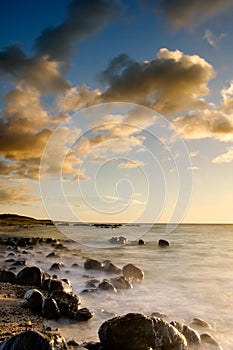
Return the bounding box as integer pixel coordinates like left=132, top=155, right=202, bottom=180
left=0, top=235, right=223, bottom=349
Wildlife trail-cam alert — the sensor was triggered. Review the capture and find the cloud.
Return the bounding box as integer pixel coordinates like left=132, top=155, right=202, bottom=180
left=100, top=48, right=215, bottom=115
left=204, top=29, right=226, bottom=48
left=35, top=0, right=122, bottom=62
left=212, top=146, right=233, bottom=163
left=159, top=0, right=233, bottom=29
left=173, top=81, right=233, bottom=142
left=56, top=85, right=101, bottom=111
left=0, top=182, right=37, bottom=204
left=118, top=160, right=144, bottom=169
left=0, top=45, right=70, bottom=94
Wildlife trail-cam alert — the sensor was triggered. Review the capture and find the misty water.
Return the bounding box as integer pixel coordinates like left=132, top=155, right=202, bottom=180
left=1, top=223, right=233, bottom=349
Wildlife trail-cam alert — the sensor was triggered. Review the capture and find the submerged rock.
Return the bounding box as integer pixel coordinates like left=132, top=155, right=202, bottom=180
left=84, top=259, right=103, bottom=270
left=49, top=263, right=64, bottom=271
left=158, top=239, right=170, bottom=247
left=98, top=280, right=117, bottom=293
left=122, top=263, right=144, bottom=281
left=190, top=317, right=211, bottom=329
left=110, top=276, right=132, bottom=290
left=170, top=320, right=201, bottom=346
left=138, top=239, right=145, bottom=245
left=73, top=308, right=94, bottom=322
left=200, top=334, right=223, bottom=349
left=102, top=260, right=121, bottom=274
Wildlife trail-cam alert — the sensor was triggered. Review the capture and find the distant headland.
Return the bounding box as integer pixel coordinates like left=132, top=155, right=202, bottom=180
left=0, top=213, right=53, bottom=226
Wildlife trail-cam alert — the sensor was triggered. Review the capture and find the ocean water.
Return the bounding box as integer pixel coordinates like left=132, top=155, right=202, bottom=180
left=1, top=223, right=233, bottom=348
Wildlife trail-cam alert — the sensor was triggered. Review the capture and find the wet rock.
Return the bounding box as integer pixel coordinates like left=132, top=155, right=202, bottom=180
left=122, top=263, right=144, bottom=281
left=110, top=276, right=132, bottom=290
left=49, top=263, right=64, bottom=271
left=71, top=263, right=79, bottom=268
left=200, top=334, right=222, bottom=349
left=98, top=280, right=117, bottom=293
left=11, top=259, right=26, bottom=266
left=84, top=259, right=103, bottom=270
left=73, top=308, right=94, bottom=322
left=85, top=279, right=99, bottom=288
left=81, top=342, right=102, bottom=350
left=190, top=317, right=211, bottom=329
left=151, top=311, right=168, bottom=319
left=158, top=239, right=170, bottom=247
left=171, top=320, right=201, bottom=346
left=47, top=277, right=72, bottom=294
left=21, top=289, right=44, bottom=312
left=17, top=266, right=44, bottom=287
left=99, top=313, right=187, bottom=350
left=109, top=236, right=127, bottom=245
left=46, top=252, right=57, bottom=258
left=0, top=331, right=50, bottom=350
left=102, top=260, right=121, bottom=274
left=99, top=313, right=156, bottom=350
left=81, top=288, right=97, bottom=294
left=42, top=297, right=61, bottom=319
left=0, top=269, right=16, bottom=283
left=50, top=290, right=81, bottom=317
left=138, top=239, right=145, bottom=245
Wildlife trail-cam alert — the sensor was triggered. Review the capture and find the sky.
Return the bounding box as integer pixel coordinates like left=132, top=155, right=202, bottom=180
left=0, top=0, right=233, bottom=224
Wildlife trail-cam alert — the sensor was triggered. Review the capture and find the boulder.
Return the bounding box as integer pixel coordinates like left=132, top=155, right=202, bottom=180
left=138, top=239, right=145, bottom=245
left=73, top=307, right=94, bottom=322
left=21, top=289, right=44, bottom=312
left=190, top=317, right=211, bottom=329
left=84, top=259, right=103, bottom=270
left=47, top=277, right=72, bottom=294
left=170, top=320, right=201, bottom=346
left=98, top=280, right=117, bottom=293
left=122, top=263, right=144, bottom=281
left=0, top=269, right=16, bottom=283
left=17, top=266, right=44, bottom=287
left=0, top=331, right=50, bottom=350
left=99, top=313, right=188, bottom=350
left=110, top=276, right=132, bottom=290
left=158, top=239, right=170, bottom=247
left=49, top=263, right=64, bottom=271
left=42, top=297, right=61, bottom=319
left=102, top=260, right=121, bottom=274
left=50, top=290, right=81, bottom=317
left=200, top=333, right=223, bottom=349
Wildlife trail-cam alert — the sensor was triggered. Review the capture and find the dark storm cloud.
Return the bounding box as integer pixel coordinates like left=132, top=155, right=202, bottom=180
left=35, top=0, right=122, bottom=61
left=159, top=0, right=233, bottom=28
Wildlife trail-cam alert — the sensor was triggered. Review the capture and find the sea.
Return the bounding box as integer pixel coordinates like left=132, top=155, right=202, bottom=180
left=1, top=223, right=233, bottom=349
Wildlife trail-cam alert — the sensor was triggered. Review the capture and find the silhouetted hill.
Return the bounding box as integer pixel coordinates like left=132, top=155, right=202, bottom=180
left=0, top=213, right=53, bottom=226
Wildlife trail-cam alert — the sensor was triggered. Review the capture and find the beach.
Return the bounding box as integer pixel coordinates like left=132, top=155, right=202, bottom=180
left=0, top=222, right=232, bottom=349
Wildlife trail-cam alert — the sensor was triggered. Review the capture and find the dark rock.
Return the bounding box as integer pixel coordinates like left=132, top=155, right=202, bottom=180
left=50, top=290, right=81, bottom=317
left=42, top=297, right=61, bottom=319
left=99, top=313, right=156, bottom=350
left=5, top=258, right=16, bottom=263
left=71, top=263, right=79, bottom=267
left=98, top=280, right=117, bottom=293
left=21, top=289, right=44, bottom=312
left=81, top=342, right=102, bottom=350
left=0, top=331, right=50, bottom=350
left=171, top=320, right=201, bottom=346
left=73, top=308, right=94, bottom=322
left=138, top=239, right=145, bottom=245
left=46, top=252, right=57, bottom=258
left=99, top=313, right=187, bottom=350
left=110, top=276, right=132, bottom=290
left=0, top=269, right=16, bottom=283
left=81, top=288, right=97, bottom=294
left=109, top=236, right=127, bottom=245
left=158, top=239, right=170, bottom=247
left=49, top=263, right=64, bottom=271
left=67, top=339, right=79, bottom=346
left=84, top=259, right=103, bottom=270
left=102, top=260, right=121, bottom=274
left=11, top=259, right=26, bottom=266
left=17, top=266, right=44, bottom=287
left=47, top=278, right=72, bottom=294
left=122, top=263, right=144, bottom=281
